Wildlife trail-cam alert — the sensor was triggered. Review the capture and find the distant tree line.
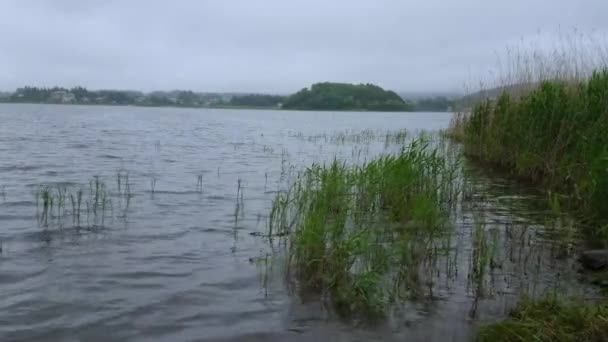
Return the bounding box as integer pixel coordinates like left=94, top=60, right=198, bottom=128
left=281, top=83, right=413, bottom=111
left=4, top=86, right=144, bottom=105
left=412, top=97, right=454, bottom=112
left=1, top=84, right=453, bottom=113
left=228, top=94, right=285, bottom=108
left=0, top=86, right=235, bottom=107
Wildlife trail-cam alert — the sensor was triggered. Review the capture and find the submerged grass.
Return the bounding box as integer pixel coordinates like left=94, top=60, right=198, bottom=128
left=269, top=137, right=460, bottom=317
left=35, top=177, right=116, bottom=230
left=289, top=128, right=410, bottom=146
left=477, top=296, right=608, bottom=342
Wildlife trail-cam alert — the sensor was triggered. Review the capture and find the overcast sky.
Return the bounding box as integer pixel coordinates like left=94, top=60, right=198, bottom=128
left=0, top=0, right=606, bottom=94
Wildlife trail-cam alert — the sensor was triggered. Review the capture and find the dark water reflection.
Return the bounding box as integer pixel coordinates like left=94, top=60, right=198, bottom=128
left=0, top=104, right=596, bottom=341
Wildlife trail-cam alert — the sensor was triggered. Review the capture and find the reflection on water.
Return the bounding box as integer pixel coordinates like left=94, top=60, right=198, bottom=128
left=0, top=104, right=596, bottom=341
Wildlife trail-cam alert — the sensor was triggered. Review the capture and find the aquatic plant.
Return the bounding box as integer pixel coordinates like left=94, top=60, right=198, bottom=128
left=150, top=177, right=157, bottom=194
left=290, top=129, right=410, bottom=147
left=442, top=112, right=467, bottom=142
left=449, top=42, right=608, bottom=333
left=269, top=137, right=461, bottom=317
left=449, top=33, right=608, bottom=242
left=69, top=188, right=84, bottom=227
left=477, top=296, right=608, bottom=342
left=38, top=186, right=53, bottom=227
left=453, top=70, right=608, bottom=243
left=35, top=177, right=113, bottom=230
left=471, top=219, right=490, bottom=294
left=196, top=174, right=203, bottom=193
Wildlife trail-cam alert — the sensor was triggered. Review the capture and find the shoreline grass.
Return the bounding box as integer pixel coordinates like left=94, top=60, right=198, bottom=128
left=477, top=296, right=608, bottom=342
left=450, top=70, right=608, bottom=244
left=448, top=36, right=608, bottom=340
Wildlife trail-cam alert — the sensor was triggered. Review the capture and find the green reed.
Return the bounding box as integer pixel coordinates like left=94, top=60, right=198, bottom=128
left=291, top=128, right=409, bottom=147
left=269, top=137, right=460, bottom=317
left=150, top=177, right=156, bottom=194
left=197, top=174, right=203, bottom=193
left=452, top=69, right=608, bottom=244
left=467, top=214, right=496, bottom=318
left=69, top=188, right=84, bottom=227
left=477, top=296, right=608, bottom=342
left=38, top=186, right=53, bottom=227
left=36, top=177, right=111, bottom=230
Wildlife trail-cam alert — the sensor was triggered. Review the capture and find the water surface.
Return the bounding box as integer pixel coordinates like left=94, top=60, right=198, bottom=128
left=0, top=104, right=595, bottom=341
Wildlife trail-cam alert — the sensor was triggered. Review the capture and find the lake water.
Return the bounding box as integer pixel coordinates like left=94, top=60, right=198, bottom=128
left=0, top=104, right=597, bottom=341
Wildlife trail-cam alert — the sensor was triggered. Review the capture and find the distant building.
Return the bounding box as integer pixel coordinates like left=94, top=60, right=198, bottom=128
left=63, top=93, right=76, bottom=103
left=206, top=98, right=221, bottom=105
left=50, top=91, right=66, bottom=102
left=50, top=91, right=76, bottom=103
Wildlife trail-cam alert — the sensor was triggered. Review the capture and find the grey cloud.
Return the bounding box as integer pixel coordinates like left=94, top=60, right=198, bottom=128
left=0, top=0, right=606, bottom=93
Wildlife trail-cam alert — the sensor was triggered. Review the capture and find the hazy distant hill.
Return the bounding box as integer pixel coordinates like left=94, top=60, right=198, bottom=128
left=455, top=83, right=537, bottom=110
left=398, top=91, right=461, bottom=101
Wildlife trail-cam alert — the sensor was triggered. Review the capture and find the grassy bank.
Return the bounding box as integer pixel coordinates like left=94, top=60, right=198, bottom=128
left=451, top=69, right=608, bottom=243
left=268, top=137, right=460, bottom=317
left=450, top=39, right=608, bottom=339
left=477, top=297, right=608, bottom=342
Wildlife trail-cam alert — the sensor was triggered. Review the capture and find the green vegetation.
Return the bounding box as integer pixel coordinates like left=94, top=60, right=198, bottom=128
left=282, top=82, right=413, bottom=112
left=451, top=70, right=608, bottom=242
left=477, top=297, right=608, bottom=342
left=444, top=35, right=608, bottom=341
left=413, top=96, right=454, bottom=112
left=35, top=173, right=132, bottom=231
left=1, top=86, right=233, bottom=108
left=7, top=86, right=143, bottom=105
left=228, top=94, right=285, bottom=108
left=269, top=137, right=459, bottom=317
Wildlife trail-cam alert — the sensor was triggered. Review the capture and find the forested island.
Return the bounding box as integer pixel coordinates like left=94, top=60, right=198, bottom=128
left=282, top=82, right=413, bottom=111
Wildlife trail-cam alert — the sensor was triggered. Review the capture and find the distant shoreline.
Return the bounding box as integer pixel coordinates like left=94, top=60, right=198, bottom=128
left=0, top=100, right=276, bottom=110
left=0, top=82, right=455, bottom=112
left=0, top=101, right=429, bottom=113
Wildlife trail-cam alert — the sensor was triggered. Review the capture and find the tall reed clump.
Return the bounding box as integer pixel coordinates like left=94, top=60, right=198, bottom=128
left=477, top=296, right=608, bottom=342
left=455, top=70, right=608, bottom=241
left=269, top=137, right=460, bottom=317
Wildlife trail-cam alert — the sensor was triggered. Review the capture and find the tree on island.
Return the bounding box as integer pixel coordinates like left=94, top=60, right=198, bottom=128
left=228, top=94, right=285, bottom=108
left=282, top=82, right=413, bottom=111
